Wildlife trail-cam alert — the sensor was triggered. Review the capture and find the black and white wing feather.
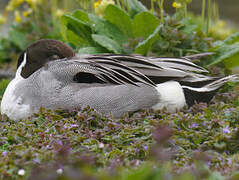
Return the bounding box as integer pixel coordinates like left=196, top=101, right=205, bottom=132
left=46, top=56, right=156, bottom=86
left=90, top=54, right=217, bottom=86
left=45, top=54, right=237, bottom=88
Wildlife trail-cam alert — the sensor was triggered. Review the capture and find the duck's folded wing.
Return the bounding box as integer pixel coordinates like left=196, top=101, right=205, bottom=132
left=46, top=57, right=155, bottom=86
left=101, top=54, right=208, bottom=73
left=46, top=54, right=217, bottom=87
left=88, top=54, right=216, bottom=85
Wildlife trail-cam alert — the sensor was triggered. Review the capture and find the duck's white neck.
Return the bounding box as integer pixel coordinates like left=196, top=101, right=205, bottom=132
left=16, top=52, right=27, bottom=78
left=1, top=52, right=31, bottom=121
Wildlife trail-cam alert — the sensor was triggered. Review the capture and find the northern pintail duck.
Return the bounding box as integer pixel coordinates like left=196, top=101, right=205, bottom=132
left=1, top=39, right=238, bottom=120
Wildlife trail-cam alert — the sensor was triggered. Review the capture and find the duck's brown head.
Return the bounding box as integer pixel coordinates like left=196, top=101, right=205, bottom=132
left=17, top=39, right=75, bottom=78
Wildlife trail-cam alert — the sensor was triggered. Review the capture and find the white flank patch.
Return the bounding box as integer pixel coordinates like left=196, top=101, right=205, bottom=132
left=1, top=52, right=31, bottom=121
left=152, top=81, right=186, bottom=112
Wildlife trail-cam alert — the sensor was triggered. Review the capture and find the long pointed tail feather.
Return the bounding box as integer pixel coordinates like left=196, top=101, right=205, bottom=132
left=182, top=74, right=239, bottom=106
left=182, top=75, right=239, bottom=92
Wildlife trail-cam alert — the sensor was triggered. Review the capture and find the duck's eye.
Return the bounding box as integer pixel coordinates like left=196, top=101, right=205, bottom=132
left=49, top=54, right=60, bottom=60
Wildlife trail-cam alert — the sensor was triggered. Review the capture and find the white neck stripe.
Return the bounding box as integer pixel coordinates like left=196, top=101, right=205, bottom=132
left=16, top=52, right=27, bottom=77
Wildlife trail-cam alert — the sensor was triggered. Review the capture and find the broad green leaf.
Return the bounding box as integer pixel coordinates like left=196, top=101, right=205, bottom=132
left=104, top=5, right=133, bottom=38
left=78, top=47, right=104, bottom=54
left=223, top=53, right=239, bottom=69
left=61, top=14, right=93, bottom=46
left=65, top=30, right=87, bottom=47
left=8, top=30, right=28, bottom=50
left=223, top=32, right=239, bottom=45
left=72, top=10, right=90, bottom=23
left=208, top=42, right=239, bottom=67
left=211, top=40, right=224, bottom=50
left=92, top=34, right=123, bottom=53
left=211, top=32, right=239, bottom=51
left=89, top=14, right=126, bottom=45
left=135, top=25, right=161, bottom=55
left=182, top=24, right=198, bottom=35
left=133, top=11, right=160, bottom=39
left=208, top=32, right=239, bottom=68
left=127, top=0, right=148, bottom=17
left=180, top=17, right=204, bottom=34
left=60, top=18, right=68, bottom=42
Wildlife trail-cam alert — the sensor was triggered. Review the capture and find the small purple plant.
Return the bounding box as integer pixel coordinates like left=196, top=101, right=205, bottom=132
left=2, top=151, right=7, bottom=156
left=223, top=126, right=231, bottom=134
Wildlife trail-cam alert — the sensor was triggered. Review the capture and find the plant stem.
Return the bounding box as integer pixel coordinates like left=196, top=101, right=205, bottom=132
left=64, top=0, right=68, bottom=12
left=116, top=0, right=121, bottom=7
left=51, top=0, right=57, bottom=33
left=206, top=0, right=212, bottom=35
left=159, top=0, right=164, bottom=23
left=90, top=0, right=94, bottom=12
left=184, top=3, right=187, bottom=18
left=126, top=0, right=130, bottom=12
left=212, top=1, right=219, bottom=21
left=201, top=0, right=205, bottom=21
left=151, top=0, right=155, bottom=13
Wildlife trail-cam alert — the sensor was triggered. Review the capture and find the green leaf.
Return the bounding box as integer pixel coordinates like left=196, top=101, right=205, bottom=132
left=223, top=52, right=239, bottom=69
left=135, top=25, right=161, bottom=55
left=78, top=47, right=104, bottom=54
left=180, top=17, right=203, bottom=35
left=133, top=11, right=160, bottom=39
left=72, top=9, right=90, bottom=23
left=65, top=30, right=87, bottom=47
left=61, top=14, right=93, bottom=46
left=104, top=4, right=133, bottom=38
left=209, top=42, right=239, bottom=68
left=89, top=14, right=126, bottom=45
left=208, top=32, right=239, bottom=68
left=92, top=34, right=123, bottom=53
left=211, top=32, right=239, bottom=51
left=223, top=32, right=239, bottom=45
left=182, top=24, right=198, bottom=35
left=128, top=0, right=148, bottom=17
left=8, top=30, right=28, bottom=50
